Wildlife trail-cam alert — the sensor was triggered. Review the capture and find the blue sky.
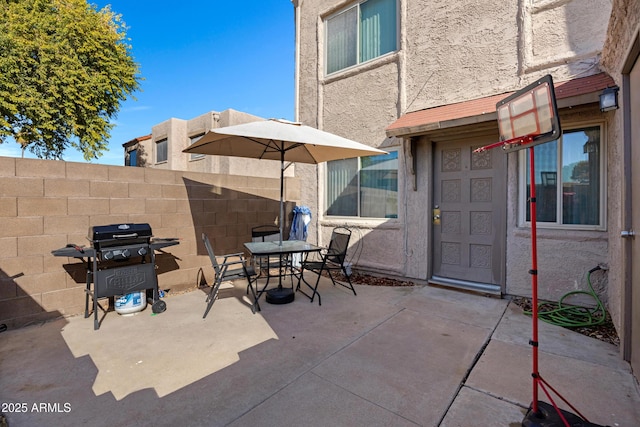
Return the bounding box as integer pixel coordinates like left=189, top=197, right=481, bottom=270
left=0, top=0, right=295, bottom=165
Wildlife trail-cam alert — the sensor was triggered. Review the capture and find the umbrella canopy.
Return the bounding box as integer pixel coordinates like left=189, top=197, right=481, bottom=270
left=183, top=119, right=388, bottom=242
left=183, top=119, right=387, bottom=163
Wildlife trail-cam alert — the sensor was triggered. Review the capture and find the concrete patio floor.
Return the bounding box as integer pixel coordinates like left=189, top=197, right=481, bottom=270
left=1, top=276, right=639, bottom=426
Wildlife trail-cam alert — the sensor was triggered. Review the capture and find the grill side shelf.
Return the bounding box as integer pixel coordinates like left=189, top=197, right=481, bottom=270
left=51, top=246, right=96, bottom=258
left=150, top=238, right=180, bottom=251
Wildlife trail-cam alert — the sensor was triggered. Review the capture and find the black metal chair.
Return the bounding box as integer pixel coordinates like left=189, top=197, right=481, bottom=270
left=251, top=225, right=281, bottom=274
left=296, top=227, right=356, bottom=305
left=202, top=233, right=258, bottom=318
left=252, top=224, right=281, bottom=241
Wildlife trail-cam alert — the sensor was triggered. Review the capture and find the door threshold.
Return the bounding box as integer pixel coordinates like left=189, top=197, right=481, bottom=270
left=429, top=276, right=501, bottom=296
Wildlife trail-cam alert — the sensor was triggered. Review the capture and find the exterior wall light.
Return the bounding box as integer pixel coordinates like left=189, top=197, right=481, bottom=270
left=599, top=86, right=619, bottom=112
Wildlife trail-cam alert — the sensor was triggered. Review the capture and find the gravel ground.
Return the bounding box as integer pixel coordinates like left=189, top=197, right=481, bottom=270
left=347, top=272, right=416, bottom=287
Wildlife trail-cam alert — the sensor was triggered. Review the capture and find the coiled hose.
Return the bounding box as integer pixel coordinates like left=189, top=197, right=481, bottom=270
left=525, top=266, right=607, bottom=328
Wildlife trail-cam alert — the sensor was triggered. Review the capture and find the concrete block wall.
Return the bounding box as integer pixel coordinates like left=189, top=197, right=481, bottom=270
left=0, top=156, right=299, bottom=329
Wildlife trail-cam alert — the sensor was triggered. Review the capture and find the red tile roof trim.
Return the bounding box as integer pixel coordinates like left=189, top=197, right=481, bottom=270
left=386, top=73, right=615, bottom=136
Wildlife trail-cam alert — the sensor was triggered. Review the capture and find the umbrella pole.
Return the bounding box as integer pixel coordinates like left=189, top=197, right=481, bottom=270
left=279, top=149, right=285, bottom=245
left=263, top=147, right=296, bottom=305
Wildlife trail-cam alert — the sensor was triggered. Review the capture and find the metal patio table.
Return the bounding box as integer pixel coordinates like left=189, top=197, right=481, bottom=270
left=244, top=240, right=322, bottom=310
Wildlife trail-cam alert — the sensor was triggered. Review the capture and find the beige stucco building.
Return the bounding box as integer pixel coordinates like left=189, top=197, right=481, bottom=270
left=123, top=108, right=285, bottom=179
left=292, top=0, right=639, bottom=372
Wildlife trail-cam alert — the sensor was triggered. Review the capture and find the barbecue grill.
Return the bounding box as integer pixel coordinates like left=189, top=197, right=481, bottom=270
left=52, top=223, right=179, bottom=330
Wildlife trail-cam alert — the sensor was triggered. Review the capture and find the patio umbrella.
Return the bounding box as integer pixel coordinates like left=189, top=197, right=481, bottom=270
left=183, top=119, right=387, bottom=243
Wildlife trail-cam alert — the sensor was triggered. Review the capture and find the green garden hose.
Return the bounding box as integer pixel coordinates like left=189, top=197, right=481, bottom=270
left=524, top=266, right=607, bottom=328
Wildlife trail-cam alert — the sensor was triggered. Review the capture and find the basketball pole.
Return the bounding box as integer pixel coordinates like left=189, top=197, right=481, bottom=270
left=528, top=145, right=540, bottom=415
left=476, top=138, right=594, bottom=427
left=477, top=75, right=605, bottom=426
left=476, top=137, right=545, bottom=416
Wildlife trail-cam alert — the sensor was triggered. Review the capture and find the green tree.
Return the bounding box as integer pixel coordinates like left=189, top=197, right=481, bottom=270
left=570, top=160, right=590, bottom=183
left=0, top=0, right=141, bottom=161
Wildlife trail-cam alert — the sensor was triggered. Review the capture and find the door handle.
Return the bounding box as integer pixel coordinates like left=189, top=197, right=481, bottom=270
left=621, top=230, right=635, bottom=238
left=433, top=206, right=441, bottom=225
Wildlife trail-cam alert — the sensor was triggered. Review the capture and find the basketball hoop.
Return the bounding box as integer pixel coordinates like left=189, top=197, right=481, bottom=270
left=496, top=74, right=561, bottom=152
left=477, top=75, right=605, bottom=427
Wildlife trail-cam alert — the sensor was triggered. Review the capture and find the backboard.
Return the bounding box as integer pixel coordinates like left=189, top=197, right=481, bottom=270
left=496, top=74, right=561, bottom=153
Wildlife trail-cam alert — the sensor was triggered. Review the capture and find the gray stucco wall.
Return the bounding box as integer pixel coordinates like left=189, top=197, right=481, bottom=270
left=319, top=60, right=404, bottom=269
left=599, top=0, right=640, bottom=352
left=295, top=0, right=614, bottom=297
left=403, top=0, right=519, bottom=110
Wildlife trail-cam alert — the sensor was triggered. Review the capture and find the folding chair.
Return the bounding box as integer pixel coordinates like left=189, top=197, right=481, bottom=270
left=252, top=224, right=280, bottom=242
left=296, top=227, right=356, bottom=306
left=202, top=233, right=258, bottom=318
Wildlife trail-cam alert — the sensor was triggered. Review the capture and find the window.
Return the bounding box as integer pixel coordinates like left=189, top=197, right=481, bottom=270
left=125, top=149, right=137, bottom=167
left=325, top=0, right=397, bottom=75
left=520, top=125, right=604, bottom=228
left=156, top=139, right=167, bottom=163
left=189, top=133, right=205, bottom=160
left=326, top=151, right=398, bottom=218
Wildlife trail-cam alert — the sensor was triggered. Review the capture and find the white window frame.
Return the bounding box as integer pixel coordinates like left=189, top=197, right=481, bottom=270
left=517, top=122, right=606, bottom=231
left=324, top=149, right=399, bottom=219
left=324, top=0, right=399, bottom=76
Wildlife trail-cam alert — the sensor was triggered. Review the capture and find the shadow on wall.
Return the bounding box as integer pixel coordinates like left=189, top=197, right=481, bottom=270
left=0, top=244, right=182, bottom=331
left=182, top=177, right=296, bottom=260
left=154, top=252, right=181, bottom=276
left=528, top=0, right=609, bottom=76
left=136, top=142, right=149, bottom=167
left=0, top=268, right=64, bottom=331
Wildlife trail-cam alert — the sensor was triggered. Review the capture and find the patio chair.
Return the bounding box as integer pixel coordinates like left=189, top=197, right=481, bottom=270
left=252, top=224, right=281, bottom=242
left=202, top=233, right=258, bottom=318
left=251, top=224, right=281, bottom=273
left=296, top=227, right=356, bottom=306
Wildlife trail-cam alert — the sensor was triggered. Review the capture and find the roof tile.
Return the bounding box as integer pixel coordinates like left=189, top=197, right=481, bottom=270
left=387, top=73, right=615, bottom=134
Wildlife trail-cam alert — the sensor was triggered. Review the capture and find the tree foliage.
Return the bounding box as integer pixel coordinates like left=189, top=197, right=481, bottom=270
left=570, top=160, right=590, bottom=183
left=0, top=0, right=141, bottom=160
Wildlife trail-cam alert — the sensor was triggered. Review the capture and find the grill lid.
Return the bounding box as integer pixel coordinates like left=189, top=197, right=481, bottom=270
left=89, top=223, right=153, bottom=248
